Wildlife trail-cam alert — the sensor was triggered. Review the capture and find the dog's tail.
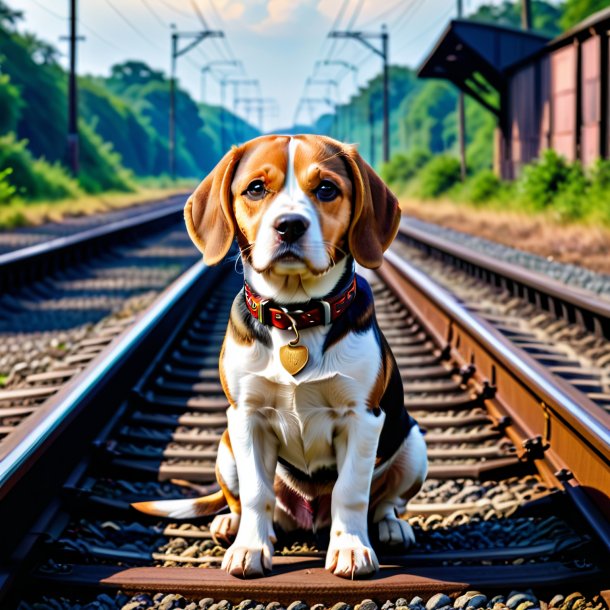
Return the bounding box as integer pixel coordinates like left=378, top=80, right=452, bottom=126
left=132, top=489, right=228, bottom=520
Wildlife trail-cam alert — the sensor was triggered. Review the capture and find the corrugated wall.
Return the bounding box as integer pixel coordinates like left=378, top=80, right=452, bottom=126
left=550, top=44, right=578, bottom=161
left=581, top=35, right=602, bottom=166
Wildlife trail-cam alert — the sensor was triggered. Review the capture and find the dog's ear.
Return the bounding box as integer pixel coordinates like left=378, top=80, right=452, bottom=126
left=185, top=146, right=242, bottom=265
left=343, top=146, right=400, bottom=269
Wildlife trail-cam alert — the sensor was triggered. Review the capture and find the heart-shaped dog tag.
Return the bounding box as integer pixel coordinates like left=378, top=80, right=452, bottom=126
left=279, top=343, right=309, bottom=375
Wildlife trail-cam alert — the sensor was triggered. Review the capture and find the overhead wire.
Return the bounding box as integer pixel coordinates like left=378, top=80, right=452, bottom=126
left=139, top=0, right=167, bottom=29
left=394, top=1, right=454, bottom=55
left=102, top=0, right=162, bottom=50
left=28, top=0, right=66, bottom=21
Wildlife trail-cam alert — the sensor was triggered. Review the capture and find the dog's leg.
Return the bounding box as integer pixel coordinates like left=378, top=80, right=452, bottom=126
left=372, top=426, right=427, bottom=547
left=325, top=407, right=385, bottom=578
left=210, top=430, right=241, bottom=545
left=221, top=407, right=278, bottom=577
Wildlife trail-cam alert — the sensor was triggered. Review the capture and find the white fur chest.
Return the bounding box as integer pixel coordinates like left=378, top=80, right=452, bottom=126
left=222, top=323, right=381, bottom=474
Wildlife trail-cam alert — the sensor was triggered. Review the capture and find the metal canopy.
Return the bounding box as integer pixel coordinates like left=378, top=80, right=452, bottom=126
left=418, top=20, right=549, bottom=116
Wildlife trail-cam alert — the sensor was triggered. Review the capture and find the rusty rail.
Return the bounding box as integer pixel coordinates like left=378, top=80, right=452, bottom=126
left=398, top=220, right=610, bottom=338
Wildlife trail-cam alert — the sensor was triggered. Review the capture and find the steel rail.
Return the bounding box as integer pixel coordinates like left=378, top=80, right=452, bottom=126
left=0, top=198, right=184, bottom=291
left=0, top=259, right=207, bottom=497
left=398, top=220, right=610, bottom=337
left=381, top=248, right=610, bottom=517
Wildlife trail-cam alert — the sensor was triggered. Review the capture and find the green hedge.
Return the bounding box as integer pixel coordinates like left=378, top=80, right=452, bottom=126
left=0, top=133, right=81, bottom=200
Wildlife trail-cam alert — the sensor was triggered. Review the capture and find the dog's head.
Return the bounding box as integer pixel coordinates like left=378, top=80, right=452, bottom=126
left=185, top=134, right=400, bottom=275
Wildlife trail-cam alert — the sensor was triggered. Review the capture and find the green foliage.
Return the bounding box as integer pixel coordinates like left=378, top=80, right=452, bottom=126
left=519, top=149, right=576, bottom=209
left=0, top=73, right=21, bottom=134
left=0, top=133, right=81, bottom=200
left=462, top=170, right=503, bottom=203
left=404, top=82, right=457, bottom=154
left=417, top=155, right=462, bottom=198
left=468, top=0, right=563, bottom=36
left=561, top=0, right=610, bottom=30
left=0, top=167, right=16, bottom=202
left=77, top=122, right=133, bottom=193
left=380, top=149, right=430, bottom=186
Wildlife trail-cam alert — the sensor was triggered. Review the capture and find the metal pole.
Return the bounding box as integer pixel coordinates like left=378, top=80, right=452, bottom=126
left=381, top=24, right=389, bottom=163
left=522, top=0, right=531, bottom=30
left=220, top=78, right=226, bottom=151
left=369, top=97, right=375, bottom=167
left=456, top=1, right=466, bottom=180
left=169, top=31, right=177, bottom=179
left=67, top=0, right=79, bottom=175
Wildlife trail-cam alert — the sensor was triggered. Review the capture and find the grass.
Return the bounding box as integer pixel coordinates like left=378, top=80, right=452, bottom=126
left=0, top=182, right=196, bottom=229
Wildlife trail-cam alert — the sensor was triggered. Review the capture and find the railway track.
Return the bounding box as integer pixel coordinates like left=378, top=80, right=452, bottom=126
left=0, top=194, right=188, bottom=256
left=1, top=234, right=609, bottom=609
left=0, top=198, right=198, bottom=477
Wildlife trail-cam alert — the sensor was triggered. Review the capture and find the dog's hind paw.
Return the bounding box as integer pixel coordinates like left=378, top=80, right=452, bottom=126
left=377, top=516, right=415, bottom=548
left=210, top=512, right=240, bottom=545
left=221, top=542, right=273, bottom=578
left=325, top=534, right=379, bottom=578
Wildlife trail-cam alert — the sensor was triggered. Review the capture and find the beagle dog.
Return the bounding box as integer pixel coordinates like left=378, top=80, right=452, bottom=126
left=134, top=135, right=428, bottom=579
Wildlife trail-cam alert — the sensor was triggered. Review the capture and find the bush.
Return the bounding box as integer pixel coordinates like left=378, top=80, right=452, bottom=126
left=518, top=149, right=575, bottom=209
left=463, top=170, right=503, bottom=203
left=381, top=149, right=430, bottom=186
left=0, top=166, right=16, bottom=202
left=417, top=155, right=461, bottom=198
left=78, top=121, right=133, bottom=193
left=0, top=133, right=81, bottom=200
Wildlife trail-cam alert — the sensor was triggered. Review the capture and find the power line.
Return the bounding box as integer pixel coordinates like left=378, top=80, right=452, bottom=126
left=392, top=0, right=426, bottom=34
left=103, top=0, right=162, bottom=50
left=153, top=0, right=194, bottom=18
left=29, top=0, right=66, bottom=21
left=78, top=19, right=127, bottom=52
left=394, top=2, right=454, bottom=54
left=359, top=0, right=409, bottom=28
left=190, top=0, right=211, bottom=30
left=140, top=0, right=167, bottom=28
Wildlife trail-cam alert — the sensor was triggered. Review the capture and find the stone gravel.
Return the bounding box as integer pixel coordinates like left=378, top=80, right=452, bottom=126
left=16, top=592, right=608, bottom=610
left=402, top=217, right=610, bottom=299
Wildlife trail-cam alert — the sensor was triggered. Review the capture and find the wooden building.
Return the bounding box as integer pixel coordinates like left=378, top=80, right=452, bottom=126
left=418, top=8, right=610, bottom=179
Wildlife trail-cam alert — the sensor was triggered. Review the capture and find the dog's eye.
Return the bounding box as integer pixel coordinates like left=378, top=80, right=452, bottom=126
left=315, top=181, right=339, bottom=202
left=244, top=180, right=266, bottom=201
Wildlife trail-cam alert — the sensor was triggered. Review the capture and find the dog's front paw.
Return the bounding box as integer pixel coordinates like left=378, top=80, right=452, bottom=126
left=221, top=541, right=273, bottom=578
left=210, top=512, right=240, bottom=545
left=325, top=533, right=379, bottom=578
left=377, top=515, right=415, bottom=548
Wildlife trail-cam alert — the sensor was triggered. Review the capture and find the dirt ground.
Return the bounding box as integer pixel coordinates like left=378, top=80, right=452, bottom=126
left=400, top=198, right=610, bottom=275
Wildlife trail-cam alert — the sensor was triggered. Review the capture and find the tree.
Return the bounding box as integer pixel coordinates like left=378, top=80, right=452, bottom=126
left=109, top=61, right=165, bottom=89
left=0, top=0, right=23, bottom=30
left=561, top=0, right=610, bottom=30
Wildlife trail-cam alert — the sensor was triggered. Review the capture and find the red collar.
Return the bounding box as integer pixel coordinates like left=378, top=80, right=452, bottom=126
left=244, top=276, right=357, bottom=331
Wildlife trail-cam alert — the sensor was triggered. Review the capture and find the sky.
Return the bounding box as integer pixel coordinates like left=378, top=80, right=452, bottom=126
left=8, top=0, right=503, bottom=131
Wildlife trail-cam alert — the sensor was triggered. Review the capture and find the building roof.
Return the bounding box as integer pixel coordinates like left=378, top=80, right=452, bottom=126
left=417, top=19, right=550, bottom=115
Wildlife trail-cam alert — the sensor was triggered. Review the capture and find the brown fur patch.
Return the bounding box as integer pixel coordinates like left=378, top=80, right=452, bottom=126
left=231, top=136, right=290, bottom=259
left=216, top=430, right=241, bottom=514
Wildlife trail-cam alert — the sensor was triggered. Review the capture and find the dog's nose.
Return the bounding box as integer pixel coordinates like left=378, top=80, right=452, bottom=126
left=274, top=215, right=310, bottom=243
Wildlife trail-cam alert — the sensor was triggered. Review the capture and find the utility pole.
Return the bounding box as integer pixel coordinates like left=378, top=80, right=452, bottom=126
left=200, top=60, right=240, bottom=104
left=457, top=0, right=467, bottom=181
left=66, top=0, right=80, bottom=175
left=329, top=25, right=390, bottom=162
left=236, top=98, right=278, bottom=134
left=227, top=79, right=259, bottom=143
left=521, top=0, right=532, bottom=30
left=369, top=97, right=375, bottom=167
left=170, top=26, right=223, bottom=179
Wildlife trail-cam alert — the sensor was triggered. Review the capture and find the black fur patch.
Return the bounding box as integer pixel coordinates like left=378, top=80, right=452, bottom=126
left=323, top=274, right=375, bottom=352
left=375, top=333, right=416, bottom=464
left=230, top=291, right=272, bottom=348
